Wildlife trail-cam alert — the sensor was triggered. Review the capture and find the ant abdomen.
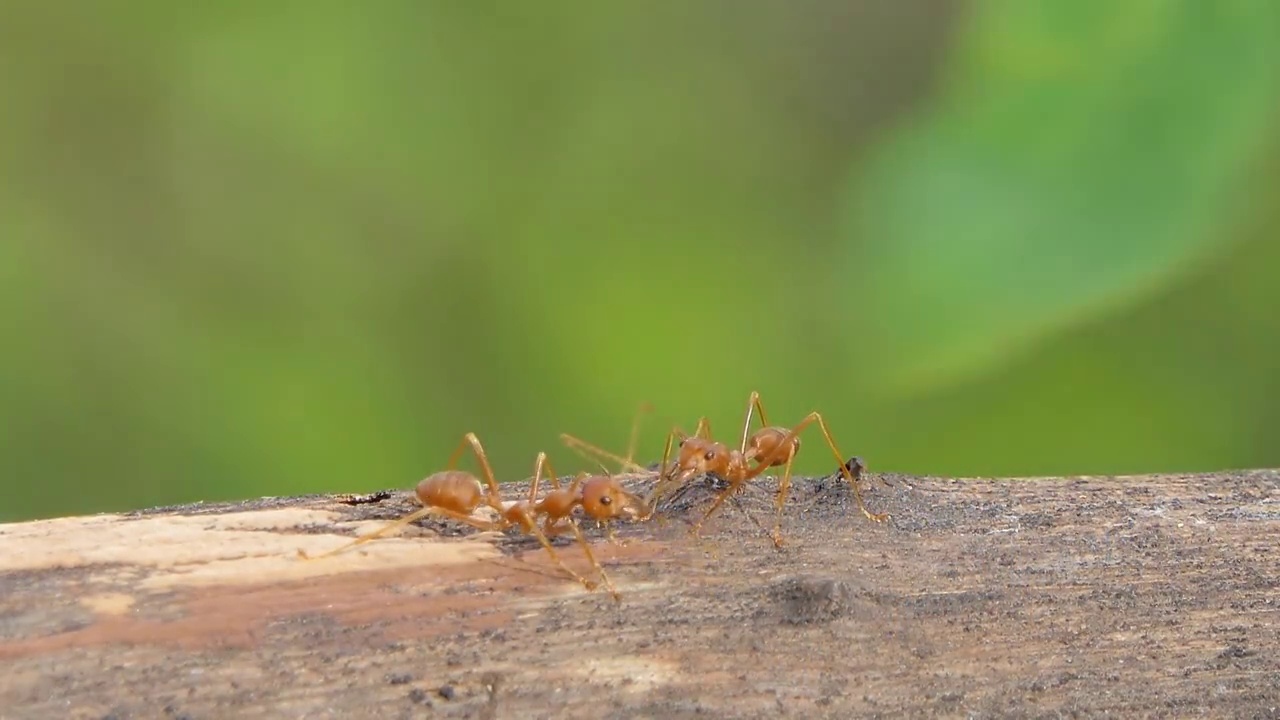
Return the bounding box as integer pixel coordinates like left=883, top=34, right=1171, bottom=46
left=746, top=427, right=800, bottom=468
left=416, top=471, right=485, bottom=515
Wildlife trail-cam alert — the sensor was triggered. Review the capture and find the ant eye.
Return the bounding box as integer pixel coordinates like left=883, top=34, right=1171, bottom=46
left=600, top=496, right=612, bottom=505
left=704, top=450, right=716, bottom=461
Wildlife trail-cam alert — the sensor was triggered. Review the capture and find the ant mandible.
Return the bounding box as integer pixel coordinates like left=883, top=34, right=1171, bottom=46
left=298, top=433, right=614, bottom=599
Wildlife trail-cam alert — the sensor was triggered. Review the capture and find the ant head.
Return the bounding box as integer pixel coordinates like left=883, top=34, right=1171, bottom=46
left=579, top=476, right=631, bottom=520
left=682, top=441, right=730, bottom=475
left=676, top=436, right=708, bottom=464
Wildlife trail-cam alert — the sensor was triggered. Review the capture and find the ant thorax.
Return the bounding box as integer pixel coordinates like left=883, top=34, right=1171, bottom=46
left=725, top=450, right=750, bottom=479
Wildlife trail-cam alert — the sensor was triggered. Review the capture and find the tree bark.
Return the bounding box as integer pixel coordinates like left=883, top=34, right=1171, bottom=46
left=1, top=469, right=1277, bottom=719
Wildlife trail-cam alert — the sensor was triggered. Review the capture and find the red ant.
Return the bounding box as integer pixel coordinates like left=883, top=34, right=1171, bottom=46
left=519, top=458, right=651, bottom=597
left=299, top=433, right=621, bottom=600
left=658, top=391, right=890, bottom=543
left=564, top=392, right=889, bottom=547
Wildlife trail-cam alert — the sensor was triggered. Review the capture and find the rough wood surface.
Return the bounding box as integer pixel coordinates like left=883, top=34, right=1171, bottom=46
left=1, top=469, right=1278, bottom=720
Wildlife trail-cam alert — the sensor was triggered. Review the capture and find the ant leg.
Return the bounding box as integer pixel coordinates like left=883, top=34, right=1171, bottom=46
left=556, top=402, right=655, bottom=476
left=751, top=392, right=771, bottom=428
left=299, top=507, right=431, bottom=559
left=746, top=413, right=888, bottom=523
left=653, top=425, right=695, bottom=501
left=688, top=475, right=749, bottom=539
left=300, top=506, right=499, bottom=560
left=624, top=402, right=654, bottom=469
left=806, top=414, right=888, bottom=522
left=533, top=468, right=619, bottom=601
left=738, top=390, right=771, bottom=454
left=527, top=452, right=547, bottom=504
left=460, top=433, right=506, bottom=509
left=516, top=517, right=600, bottom=593
left=559, top=433, right=650, bottom=474
left=642, top=429, right=681, bottom=513
left=558, top=401, right=654, bottom=475
left=443, top=433, right=476, bottom=470
left=568, top=516, right=619, bottom=601
left=693, top=416, right=712, bottom=439
left=509, top=454, right=600, bottom=593
left=728, top=490, right=774, bottom=542
left=431, top=507, right=506, bottom=530
left=771, top=454, right=796, bottom=548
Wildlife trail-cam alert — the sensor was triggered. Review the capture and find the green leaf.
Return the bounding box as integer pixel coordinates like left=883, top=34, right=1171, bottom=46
left=841, top=0, right=1280, bottom=394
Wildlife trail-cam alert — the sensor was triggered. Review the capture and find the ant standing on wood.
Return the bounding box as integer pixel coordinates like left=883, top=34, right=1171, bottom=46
left=562, top=392, right=889, bottom=547
left=518, top=457, right=651, bottom=600
left=298, top=433, right=620, bottom=600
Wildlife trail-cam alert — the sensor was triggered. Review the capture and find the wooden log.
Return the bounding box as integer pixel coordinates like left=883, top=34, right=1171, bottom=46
left=1, top=469, right=1277, bottom=719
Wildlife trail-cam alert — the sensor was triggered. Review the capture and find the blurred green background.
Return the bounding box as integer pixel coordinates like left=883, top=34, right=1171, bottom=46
left=3, top=2, right=1278, bottom=522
